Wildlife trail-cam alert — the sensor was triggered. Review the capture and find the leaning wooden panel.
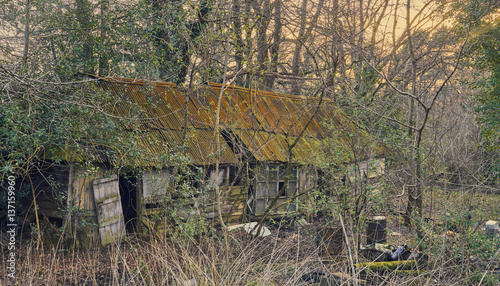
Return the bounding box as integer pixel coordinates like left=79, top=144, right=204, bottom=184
left=93, top=175, right=126, bottom=245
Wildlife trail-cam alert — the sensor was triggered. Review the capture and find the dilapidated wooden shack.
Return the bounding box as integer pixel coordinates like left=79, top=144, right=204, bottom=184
left=199, top=82, right=385, bottom=216
left=30, top=76, right=385, bottom=247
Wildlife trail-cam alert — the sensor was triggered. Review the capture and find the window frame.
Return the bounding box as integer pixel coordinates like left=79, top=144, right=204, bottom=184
left=253, top=164, right=298, bottom=215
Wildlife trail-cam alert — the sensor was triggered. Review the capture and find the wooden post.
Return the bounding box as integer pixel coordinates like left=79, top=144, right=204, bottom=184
left=485, top=220, right=499, bottom=238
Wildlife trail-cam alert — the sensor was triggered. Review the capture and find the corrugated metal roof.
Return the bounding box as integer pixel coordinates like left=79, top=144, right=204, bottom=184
left=204, top=82, right=377, bottom=163
left=207, top=83, right=341, bottom=137
left=86, top=76, right=239, bottom=166
left=107, top=129, right=237, bottom=166
left=58, top=76, right=383, bottom=166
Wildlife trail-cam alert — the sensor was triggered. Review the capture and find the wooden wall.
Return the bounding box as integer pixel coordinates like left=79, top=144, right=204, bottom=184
left=139, top=167, right=249, bottom=233
left=30, top=162, right=109, bottom=248
left=66, top=163, right=106, bottom=248
left=33, top=163, right=71, bottom=221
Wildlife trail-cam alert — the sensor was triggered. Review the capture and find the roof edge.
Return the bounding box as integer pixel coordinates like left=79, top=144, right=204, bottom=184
left=207, top=82, right=334, bottom=103
left=84, top=73, right=177, bottom=88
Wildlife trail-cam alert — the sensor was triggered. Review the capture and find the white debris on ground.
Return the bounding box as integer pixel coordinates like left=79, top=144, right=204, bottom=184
left=227, top=222, right=271, bottom=237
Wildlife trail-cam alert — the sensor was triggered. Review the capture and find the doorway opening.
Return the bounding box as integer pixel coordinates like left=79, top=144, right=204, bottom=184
left=119, top=174, right=138, bottom=233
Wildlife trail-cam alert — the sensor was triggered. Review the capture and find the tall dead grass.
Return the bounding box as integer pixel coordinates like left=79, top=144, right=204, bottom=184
left=1, top=221, right=498, bottom=285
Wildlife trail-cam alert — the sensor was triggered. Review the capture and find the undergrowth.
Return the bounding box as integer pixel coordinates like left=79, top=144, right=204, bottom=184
left=2, top=219, right=499, bottom=285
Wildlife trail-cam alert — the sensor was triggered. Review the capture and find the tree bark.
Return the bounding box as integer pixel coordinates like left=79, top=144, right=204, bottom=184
left=253, top=0, right=271, bottom=90
left=233, top=0, right=245, bottom=86
left=75, top=0, right=95, bottom=74
left=290, top=0, right=307, bottom=95
left=263, top=0, right=281, bottom=90
left=404, top=0, right=419, bottom=226
left=22, top=0, right=30, bottom=73
left=99, top=0, right=109, bottom=75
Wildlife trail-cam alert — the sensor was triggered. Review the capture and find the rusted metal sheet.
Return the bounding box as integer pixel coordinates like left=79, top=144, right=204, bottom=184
left=92, top=175, right=126, bottom=245
left=206, top=82, right=383, bottom=163
left=236, top=130, right=325, bottom=164
left=265, top=96, right=301, bottom=135
left=204, top=83, right=332, bottom=163
left=207, top=83, right=328, bottom=137
left=98, top=81, right=185, bottom=131
left=180, top=129, right=238, bottom=165
left=184, top=89, right=215, bottom=129
left=114, top=129, right=238, bottom=166
left=88, top=76, right=239, bottom=166
left=83, top=76, right=381, bottom=166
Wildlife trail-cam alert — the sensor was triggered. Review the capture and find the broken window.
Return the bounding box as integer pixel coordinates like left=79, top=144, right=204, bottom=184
left=143, top=169, right=171, bottom=199
left=207, top=165, right=240, bottom=187
left=253, top=164, right=298, bottom=215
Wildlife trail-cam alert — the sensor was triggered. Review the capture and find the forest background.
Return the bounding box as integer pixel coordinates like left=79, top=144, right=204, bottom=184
left=1, top=0, right=500, bottom=285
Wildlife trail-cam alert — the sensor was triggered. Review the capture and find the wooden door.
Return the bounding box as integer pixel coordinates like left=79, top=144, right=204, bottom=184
left=93, top=175, right=125, bottom=245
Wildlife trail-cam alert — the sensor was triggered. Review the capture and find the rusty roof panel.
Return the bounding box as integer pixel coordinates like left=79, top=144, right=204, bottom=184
left=255, top=94, right=283, bottom=133
left=245, top=91, right=273, bottom=131
left=207, top=83, right=336, bottom=139
left=116, top=130, right=238, bottom=166
left=87, top=76, right=240, bottom=166
left=237, top=130, right=323, bottom=163
left=223, top=91, right=257, bottom=130
left=184, top=87, right=216, bottom=128
left=185, top=93, right=213, bottom=129
left=98, top=81, right=185, bottom=131
left=265, top=96, right=299, bottom=135
left=82, top=76, right=380, bottom=166
left=202, top=82, right=380, bottom=163
left=203, top=88, right=230, bottom=126
left=232, top=90, right=262, bottom=130
left=96, top=79, right=183, bottom=131
left=252, top=132, right=287, bottom=162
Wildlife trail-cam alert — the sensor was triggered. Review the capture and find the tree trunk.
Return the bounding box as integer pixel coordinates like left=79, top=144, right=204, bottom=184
left=22, top=0, right=30, bottom=73
left=75, top=0, right=95, bottom=74
left=99, top=0, right=109, bottom=75
left=290, top=0, right=307, bottom=95
left=290, top=0, right=324, bottom=94
left=233, top=0, right=245, bottom=86
left=263, top=0, right=281, bottom=90
left=404, top=0, right=418, bottom=226
left=253, top=0, right=271, bottom=90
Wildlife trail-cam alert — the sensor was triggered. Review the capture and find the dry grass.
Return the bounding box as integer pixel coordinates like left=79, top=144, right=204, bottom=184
left=1, top=224, right=333, bottom=285
left=2, top=218, right=499, bottom=285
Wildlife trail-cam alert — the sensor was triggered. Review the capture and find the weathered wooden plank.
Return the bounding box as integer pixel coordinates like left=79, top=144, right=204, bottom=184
left=93, top=175, right=126, bottom=245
